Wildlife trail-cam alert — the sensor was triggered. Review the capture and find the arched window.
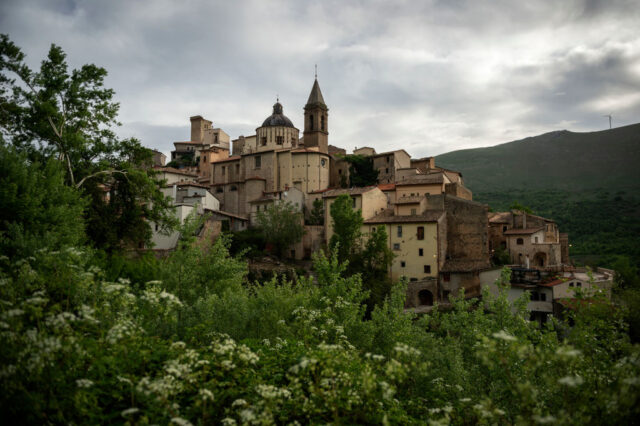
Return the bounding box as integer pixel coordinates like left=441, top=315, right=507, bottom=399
left=321, top=115, right=325, bottom=131
left=418, top=290, right=433, bottom=306
left=309, top=115, right=314, bottom=131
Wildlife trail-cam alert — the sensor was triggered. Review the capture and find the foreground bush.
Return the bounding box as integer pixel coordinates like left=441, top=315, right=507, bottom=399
left=1, top=243, right=639, bottom=424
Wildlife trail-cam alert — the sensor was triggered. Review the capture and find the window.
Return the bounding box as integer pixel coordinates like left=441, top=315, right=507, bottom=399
left=393, top=243, right=400, bottom=251
left=410, top=278, right=417, bottom=282
left=256, top=206, right=260, bottom=212
left=411, top=208, right=417, bottom=215
left=419, top=248, right=423, bottom=256
left=309, top=115, right=314, bottom=130
left=291, top=137, right=297, bottom=146
left=338, top=169, right=342, bottom=175
left=221, top=166, right=225, bottom=175
left=531, top=292, right=540, bottom=301
left=417, top=226, right=424, bottom=240
left=540, top=293, right=546, bottom=301
left=276, top=136, right=284, bottom=145
left=397, top=226, right=403, bottom=238
left=261, top=137, right=267, bottom=146
left=321, top=159, right=326, bottom=167
left=155, top=223, right=158, bottom=231
left=577, top=282, right=582, bottom=287
left=534, top=236, right=539, bottom=243
left=569, top=282, right=574, bottom=287
left=216, top=187, right=223, bottom=193
left=203, top=155, right=207, bottom=162
left=386, top=156, right=390, bottom=163
left=235, top=164, right=239, bottom=174
left=255, top=156, right=261, bottom=168
left=385, top=168, right=389, bottom=173
left=352, top=198, right=356, bottom=208
left=230, top=185, right=237, bottom=191
left=443, top=272, right=451, bottom=282
left=516, top=238, right=524, bottom=245
left=400, top=261, right=406, bottom=267
left=424, top=265, right=431, bottom=273
left=321, top=115, right=325, bottom=131
left=214, top=134, right=218, bottom=143
left=503, top=226, right=507, bottom=232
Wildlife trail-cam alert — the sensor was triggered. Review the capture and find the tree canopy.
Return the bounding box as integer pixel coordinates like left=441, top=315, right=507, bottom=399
left=256, top=201, right=304, bottom=258
left=0, top=34, right=175, bottom=251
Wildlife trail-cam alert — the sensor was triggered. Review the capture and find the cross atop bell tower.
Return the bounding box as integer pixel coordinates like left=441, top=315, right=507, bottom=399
left=303, top=73, right=328, bottom=153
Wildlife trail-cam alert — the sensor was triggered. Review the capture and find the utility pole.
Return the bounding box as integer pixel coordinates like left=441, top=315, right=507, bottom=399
left=604, top=114, right=612, bottom=129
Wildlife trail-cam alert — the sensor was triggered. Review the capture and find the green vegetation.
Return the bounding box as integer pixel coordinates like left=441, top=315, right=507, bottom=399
left=307, top=198, right=324, bottom=226
left=0, top=34, right=175, bottom=252
left=1, top=36, right=640, bottom=424
left=436, top=126, right=640, bottom=270
left=256, top=201, right=305, bottom=258
left=341, top=154, right=379, bottom=187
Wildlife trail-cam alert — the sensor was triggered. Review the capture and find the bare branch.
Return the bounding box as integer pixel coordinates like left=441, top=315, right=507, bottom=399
left=76, top=169, right=128, bottom=189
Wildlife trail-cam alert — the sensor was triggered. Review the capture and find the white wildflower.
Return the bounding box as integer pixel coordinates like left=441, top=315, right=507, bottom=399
left=76, top=379, right=94, bottom=388
left=492, top=330, right=516, bottom=341
left=199, top=388, right=214, bottom=402
left=558, top=375, right=584, bottom=387
left=221, top=418, right=237, bottom=425
left=2, top=309, right=24, bottom=318
left=170, top=417, right=193, bottom=426
left=221, top=360, right=236, bottom=370
left=232, top=399, right=247, bottom=407
left=121, top=407, right=139, bottom=417
left=117, top=376, right=132, bottom=385
left=171, top=341, right=187, bottom=350
left=533, top=414, right=557, bottom=424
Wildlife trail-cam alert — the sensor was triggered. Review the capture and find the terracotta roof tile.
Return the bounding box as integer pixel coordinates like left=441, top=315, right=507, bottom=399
left=503, top=227, right=544, bottom=235
left=322, top=186, right=378, bottom=197
left=364, top=211, right=444, bottom=224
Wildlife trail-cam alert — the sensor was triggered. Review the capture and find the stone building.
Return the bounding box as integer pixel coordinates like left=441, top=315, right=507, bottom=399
left=488, top=210, right=569, bottom=269
left=170, top=116, right=230, bottom=168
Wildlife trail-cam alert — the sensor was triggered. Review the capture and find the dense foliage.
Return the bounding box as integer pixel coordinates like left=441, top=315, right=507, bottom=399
left=341, top=154, right=379, bottom=187
left=256, top=201, right=304, bottom=258
left=0, top=34, right=175, bottom=252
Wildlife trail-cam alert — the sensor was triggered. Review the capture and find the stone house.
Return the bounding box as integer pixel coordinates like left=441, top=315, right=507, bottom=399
left=489, top=210, right=569, bottom=269
left=153, top=167, right=198, bottom=185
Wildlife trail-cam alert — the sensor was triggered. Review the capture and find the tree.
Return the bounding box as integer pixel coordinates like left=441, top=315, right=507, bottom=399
left=0, top=34, right=175, bottom=251
left=256, top=201, right=304, bottom=258
left=358, top=225, right=395, bottom=308
left=341, top=154, right=379, bottom=187
left=509, top=201, right=533, bottom=214
left=329, top=194, right=363, bottom=260
left=308, top=198, right=324, bottom=226
left=0, top=144, right=86, bottom=259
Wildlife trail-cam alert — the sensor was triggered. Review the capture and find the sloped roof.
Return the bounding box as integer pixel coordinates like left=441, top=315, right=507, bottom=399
left=364, top=211, right=444, bottom=224
left=213, top=155, right=241, bottom=163
left=396, top=173, right=445, bottom=186
left=503, top=227, right=544, bottom=235
left=322, top=186, right=378, bottom=198
left=153, top=167, right=198, bottom=177
left=394, top=195, right=424, bottom=204
left=377, top=183, right=396, bottom=191
left=489, top=212, right=512, bottom=224
left=306, top=78, right=327, bottom=108
left=440, top=259, right=491, bottom=273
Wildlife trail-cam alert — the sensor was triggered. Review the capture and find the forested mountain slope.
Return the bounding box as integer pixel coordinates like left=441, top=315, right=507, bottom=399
left=436, top=123, right=640, bottom=266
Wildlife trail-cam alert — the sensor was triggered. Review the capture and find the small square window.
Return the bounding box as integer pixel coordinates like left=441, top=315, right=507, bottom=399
left=424, top=265, right=431, bottom=273
left=443, top=272, right=450, bottom=282
left=540, top=293, right=546, bottom=301
left=577, top=282, right=582, bottom=287
left=260, top=137, right=267, bottom=146
left=276, top=136, right=284, bottom=145
left=419, top=248, right=423, bottom=256
left=400, top=261, right=406, bottom=267
left=393, top=243, right=400, bottom=251
left=255, top=156, right=261, bottom=168
left=417, top=226, right=424, bottom=240
left=411, top=208, right=417, bottom=215
left=397, top=226, right=402, bottom=238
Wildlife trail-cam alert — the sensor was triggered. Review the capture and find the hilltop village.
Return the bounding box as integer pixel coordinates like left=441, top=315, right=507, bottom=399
left=150, top=78, right=613, bottom=321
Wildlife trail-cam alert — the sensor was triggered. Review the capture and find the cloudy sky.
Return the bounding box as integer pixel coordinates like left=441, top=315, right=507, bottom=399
left=2, top=0, right=639, bottom=158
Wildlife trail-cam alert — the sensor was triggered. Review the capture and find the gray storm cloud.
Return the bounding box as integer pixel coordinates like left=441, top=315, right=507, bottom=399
left=1, top=0, right=639, bottom=158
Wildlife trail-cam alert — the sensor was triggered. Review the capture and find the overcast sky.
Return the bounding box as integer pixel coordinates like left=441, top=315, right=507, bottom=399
left=2, top=0, right=639, bottom=158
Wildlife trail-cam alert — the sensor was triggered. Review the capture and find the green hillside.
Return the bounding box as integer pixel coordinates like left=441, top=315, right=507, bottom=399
left=435, top=123, right=640, bottom=267
left=436, top=123, right=640, bottom=193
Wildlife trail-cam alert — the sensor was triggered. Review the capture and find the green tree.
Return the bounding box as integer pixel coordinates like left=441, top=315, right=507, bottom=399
left=0, top=144, right=86, bottom=259
left=256, top=201, right=304, bottom=258
left=0, top=34, right=175, bottom=252
left=509, top=200, right=533, bottom=214
left=329, top=194, right=363, bottom=259
left=308, top=198, right=324, bottom=226
left=358, top=225, right=395, bottom=309
left=342, top=154, right=379, bottom=187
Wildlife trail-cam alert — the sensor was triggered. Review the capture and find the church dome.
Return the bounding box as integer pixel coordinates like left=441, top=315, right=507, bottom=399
left=261, top=101, right=295, bottom=128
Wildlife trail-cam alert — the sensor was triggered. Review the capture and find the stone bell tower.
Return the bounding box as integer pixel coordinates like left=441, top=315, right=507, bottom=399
left=303, top=76, right=329, bottom=154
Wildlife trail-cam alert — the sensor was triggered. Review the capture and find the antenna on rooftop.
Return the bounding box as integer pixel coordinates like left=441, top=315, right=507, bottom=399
left=604, top=114, right=612, bottom=129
